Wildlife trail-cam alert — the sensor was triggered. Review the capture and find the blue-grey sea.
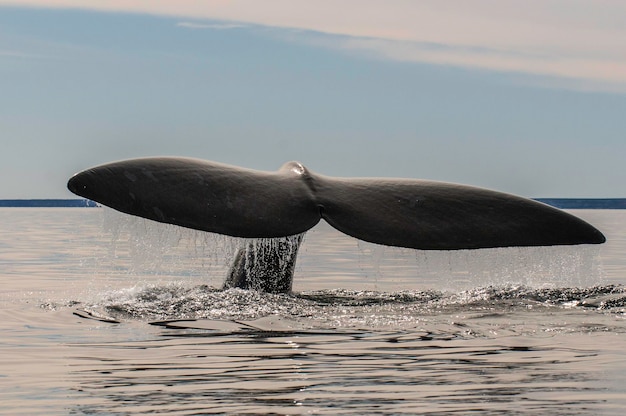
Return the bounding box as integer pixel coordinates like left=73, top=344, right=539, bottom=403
left=1, top=207, right=625, bottom=415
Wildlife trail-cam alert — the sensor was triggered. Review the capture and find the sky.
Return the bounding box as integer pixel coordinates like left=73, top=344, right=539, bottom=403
left=0, top=1, right=625, bottom=198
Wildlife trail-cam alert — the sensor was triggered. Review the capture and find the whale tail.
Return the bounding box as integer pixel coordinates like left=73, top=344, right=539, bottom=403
left=67, top=157, right=605, bottom=292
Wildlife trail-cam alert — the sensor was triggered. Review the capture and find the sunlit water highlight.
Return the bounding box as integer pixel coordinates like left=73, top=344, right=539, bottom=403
left=1, top=208, right=625, bottom=414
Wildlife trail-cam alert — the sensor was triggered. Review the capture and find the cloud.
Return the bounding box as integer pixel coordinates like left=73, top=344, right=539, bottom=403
left=176, top=22, right=246, bottom=30
left=2, top=0, right=625, bottom=91
left=0, top=49, right=42, bottom=59
left=337, top=37, right=626, bottom=87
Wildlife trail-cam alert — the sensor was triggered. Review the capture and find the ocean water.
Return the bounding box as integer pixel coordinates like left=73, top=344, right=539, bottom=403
left=0, top=208, right=625, bottom=415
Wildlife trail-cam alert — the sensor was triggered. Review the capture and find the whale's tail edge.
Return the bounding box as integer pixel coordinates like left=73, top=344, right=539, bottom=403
left=67, top=156, right=606, bottom=250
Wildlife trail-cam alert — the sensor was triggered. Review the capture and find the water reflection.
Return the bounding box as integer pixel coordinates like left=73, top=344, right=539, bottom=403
left=68, top=324, right=619, bottom=415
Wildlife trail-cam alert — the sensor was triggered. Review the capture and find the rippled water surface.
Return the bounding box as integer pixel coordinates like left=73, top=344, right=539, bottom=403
left=1, top=208, right=625, bottom=414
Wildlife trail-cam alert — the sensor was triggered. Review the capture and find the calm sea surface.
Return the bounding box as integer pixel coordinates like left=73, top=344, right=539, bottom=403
left=0, top=208, right=625, bottom=415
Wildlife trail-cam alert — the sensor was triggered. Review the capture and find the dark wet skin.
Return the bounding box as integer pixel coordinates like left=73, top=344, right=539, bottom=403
left=68, top=157, right=605, bottom=293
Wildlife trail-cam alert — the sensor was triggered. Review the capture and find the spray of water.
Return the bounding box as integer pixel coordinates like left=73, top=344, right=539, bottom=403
left=355, top=238, right=602, bottom=291
left=99, top=208, right=305, bottom=289
left=101, top=208, right=238, bottom=280
left=99, top=208, right=603, bottom=290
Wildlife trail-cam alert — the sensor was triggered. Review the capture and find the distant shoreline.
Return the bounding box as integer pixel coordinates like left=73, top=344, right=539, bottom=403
left=0, top=199, right=625, bottom=209
left=534, top=198, right=626, bottom=209
left=0, top=199, right=98, bottom=208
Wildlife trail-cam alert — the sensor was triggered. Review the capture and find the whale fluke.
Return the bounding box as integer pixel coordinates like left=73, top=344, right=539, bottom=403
left=68, top=157, right=605, bottom=292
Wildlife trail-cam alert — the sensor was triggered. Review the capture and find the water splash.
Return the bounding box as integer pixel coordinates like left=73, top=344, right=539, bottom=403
left=77, top=283, right=626, bottom=330
left=225, top=234, right=304, bottom=292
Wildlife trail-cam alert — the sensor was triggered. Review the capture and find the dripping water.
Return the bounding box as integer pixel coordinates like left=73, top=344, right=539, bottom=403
left=96, top=208, right=603, bottom=293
